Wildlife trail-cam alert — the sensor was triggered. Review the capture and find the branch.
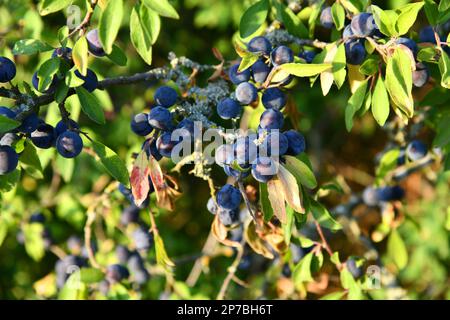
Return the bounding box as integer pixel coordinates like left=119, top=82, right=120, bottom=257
left=216, top=239, right=245, bottom=300
left=67, top=0, right=98, bottom=38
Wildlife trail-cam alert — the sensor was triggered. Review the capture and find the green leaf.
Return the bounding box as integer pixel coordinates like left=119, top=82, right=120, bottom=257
left=0, top=219, right=8, bottom=248
left=91, top=140, right=130, bottom=186
left=40, top=0, right=73, bottom=16
left=142, top=0, right=179, bottom=19
left=417, top=47, right=439, bottom=62
left=55, top=153, right=75, bottom=182
left=371, top=76, right=390, bottom=126
left=57, top=26, right=69, bottom=46
left=37, top=57, right=60, bottom=92
left=438, top=0, right=450, bottom=12
left=293, top=251, right=314, bottom=284
left=371, top=5, right=397, bottom=36
left=23, top=223, right=46, bottom=261
left=433, top=113, right=450, bottom=147
left=19, top=142, right=43, bottom=179
left=58, top=273, right=88, bottom=300
left=80, top=268, right=104, bottom=284
left=72, top=36, right=88, bottom=76
left=332, top=43, right=346, bottom=88
left=0, top=169, right=20, bottom=193
left=99, top=0, right=124, bottom=54
left=260, top=182, right=274, bottom=221
left=54, top=82, right=69, bottom=104
left=310, top=199, right=342, bottom=231
left=238, top=52, right=259, bottom=72
left=340, top=268, right=364, bottom=299
left=359, top=56, right=380, bottom=75
left=320, top=291, right=346, bottom=300
left=65, top=70, right=85, bottom=88
left=283, top=206, right=295, bottom=245
left=239, top=0, right=270, bottom=38
left=395, top=2, right=424, bottom=36
left=139, top=5, right=161, bottom=45
left=424, top=0, right=439, bottom=26
left=12, top=39, right=53, bottom=55
left=274, top=1, right=308, bottom=38
left=438, top=50, right=450, bottom=89
left=345, top=79, right=368, bottom=131
left=284, top=155, right=318, bottom=189
left=375, top=148, right=400, bottom=181
left=130, top=5, right=153, bottom=65
left=387, top=229, right=408, bottom=270
left=331, top=2, right=346, bottom=30
left=107, top=45, right=128, bottom=66
left=154, top=232, right=175, bottom=271
left=0, top=115, right=20, bottom=134
left=385, top=47, right=414, bottom=118
left=76, top=87, right=105, bottom=124
left=278, top=63, right=332, bottom=78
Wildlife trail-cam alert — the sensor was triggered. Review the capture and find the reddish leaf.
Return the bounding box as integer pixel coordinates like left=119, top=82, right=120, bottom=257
left=130, top=150, right=150, bottom=207
left=148, top=156, right=181, bottom=211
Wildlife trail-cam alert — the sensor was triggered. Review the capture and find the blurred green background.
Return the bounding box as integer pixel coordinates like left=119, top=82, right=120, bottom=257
left=0, top=0, right=449, bottom=300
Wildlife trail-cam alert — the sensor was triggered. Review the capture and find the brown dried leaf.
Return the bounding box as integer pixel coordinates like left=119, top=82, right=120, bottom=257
left=148, top=156, right=181, bottom=211
left=244, top=220, right=274, bottom=259
left=278, top=165, right=304, bottom=213
left=267, top=178, right=287, bottom=223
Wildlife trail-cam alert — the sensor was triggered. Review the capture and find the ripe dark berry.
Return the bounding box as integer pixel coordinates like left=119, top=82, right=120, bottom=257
left=406, top=140, right=427, bottom=161
left=131, top=113, right=153, bottom=136
left=156, top=131, right=178, bottom=158
left=154, top=86, right=178, bottom=108
left=218, top=207, right=240, bottom=226
left=284, top=130, right=306, bottom=156
left=259, top=109, right=284, bottom=130
left=19, top=113, right=41, bottom=134
left=55, top=255, right=87, bottom=288
left=395, top=38, right=418, bottom=57
left=298, top=51, right=316, bottom=64
left=86, top=29, right=106, bottom=57
left=132, top=227, right=153, bottom=251
left=116, top=245, right=130, bottom=264
left=216, top=184, right=242, bottom=210
left=262, top=87, right=286, bottom=110
left=251, top=59, right=271, bottom=83
left=217, top=97, right=242, bottom=119
left=235, top=82, right=258, bottom=105
left=0, top=145, right=18, bottom=175
left=350, top=13, right=377, bottom=36
left=412, top=63, right=429, bottom=88
left=52, top=47, right=73, bottom=66
left=74, top=69, right=98, bottom=92
left=345, top=40, right=366, bottom=65
left=377, top=185, right=405, bottom=202
left=120, top=205, right=140, bottom=226
left=224, top=165, right=251, bottom=179
left=142, top=138, right=163, bottom=161
left=207, top=197, right=218, bottom=214
left=362, top=187, right=379, bottom=206
left=127, top=253, right=150, bottom=285
left=29, top=212, right=46, bottom=223
left=0, top=106, right=16, bottom=119
left=234, top=135, right=257, bottom=165
left=346, top=258, right=363, bottom=279
left=247, top=36, right=272, bottom=55
left=106, top=264, right=130, bottom=283
left=270, top=46, right=294, bottom=66
left=320, top=7, right=334, bottom=29
left=0, top=56, right=16, bottom=82
left=343, top=24, right=354, bottom=38
left=30, top=123, right=56, bottom=149
left=418, top=26, right=437, bottom=44
left=32, top=72, right=59, bottom=94
left=55, top=119, right=79, bottom=136
left=228, top=63, right=251, bottom=85
left=262, top=131, right=289, bottom=157
left=251, top=157, right=278, bottom=182
left=176, top=118, right=195, bottom=139
left=215, top=144, right=234, bottom=167
left=56, top=131, right=83, bottom=158
left=148, top=106, right=173, bottom=131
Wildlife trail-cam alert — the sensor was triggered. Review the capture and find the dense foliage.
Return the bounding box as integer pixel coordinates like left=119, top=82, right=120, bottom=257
left=0, top=0, right=449, bottom=300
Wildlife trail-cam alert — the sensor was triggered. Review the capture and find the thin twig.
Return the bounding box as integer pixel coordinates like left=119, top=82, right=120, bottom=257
left=66, top=0, right=98, bottom=38
left=216, top=239, right=245, bottom=300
